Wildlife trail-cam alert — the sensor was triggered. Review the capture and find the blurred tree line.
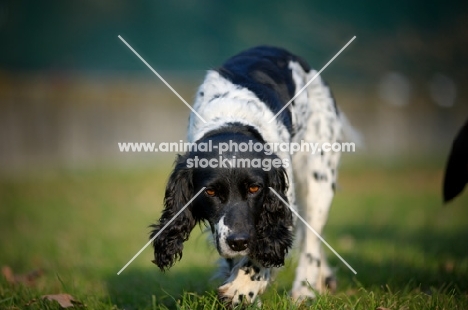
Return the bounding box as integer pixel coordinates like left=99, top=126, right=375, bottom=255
left=0, top=0, right=467, bottom=171
left=0, top=0, right=466, bottom=85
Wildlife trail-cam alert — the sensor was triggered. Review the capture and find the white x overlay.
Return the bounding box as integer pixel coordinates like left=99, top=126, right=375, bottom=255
left=268, top=36, right=356, bottom=123
left=118, top=35, right=207, bottom=123
left=269, top=187, right=357, bottom=274
left=117, top=187, right=206, bottom=275
left=116, top=36, right=357, bottom=275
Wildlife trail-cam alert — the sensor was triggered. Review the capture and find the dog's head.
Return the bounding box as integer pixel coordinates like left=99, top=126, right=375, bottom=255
left=150, top=129, right=293, bottom=270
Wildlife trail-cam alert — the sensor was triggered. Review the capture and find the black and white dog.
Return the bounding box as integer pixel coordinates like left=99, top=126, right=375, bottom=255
left=151, top=46, right=350, bottom=305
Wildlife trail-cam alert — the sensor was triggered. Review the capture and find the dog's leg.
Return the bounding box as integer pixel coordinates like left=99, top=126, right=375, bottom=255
left=218, top=257, right=271, bottom=306
left=291, top=147, right=339, bottom=301
left=290, top=76, right=343, bottom=299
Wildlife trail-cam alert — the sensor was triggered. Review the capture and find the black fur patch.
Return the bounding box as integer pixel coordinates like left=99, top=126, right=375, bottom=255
left=217, top=46, right=311, bottom=137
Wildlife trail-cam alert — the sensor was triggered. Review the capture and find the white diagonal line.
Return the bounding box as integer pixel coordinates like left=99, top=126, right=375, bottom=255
left=117, top=187, right=206, bottom=275
left=118, top=35, right=207, bottom=123
left=269, top=187, right=357, bottom=274
left=268, top=36, right=356, bottom=123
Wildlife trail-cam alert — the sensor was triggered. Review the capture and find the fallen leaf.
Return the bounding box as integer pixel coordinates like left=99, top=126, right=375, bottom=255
left=1, top=266, right=43, bottom=286
left=42, top=294, right=83, bottom=308
left=1, top=266, right=14, bottom=283
left=24, top=299, right=38, bottom=307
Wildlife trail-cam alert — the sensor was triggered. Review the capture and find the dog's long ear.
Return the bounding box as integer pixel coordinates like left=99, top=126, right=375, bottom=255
left=150, top=155, right=197, bottom=271
left=253, top=165, right=293, bottom=267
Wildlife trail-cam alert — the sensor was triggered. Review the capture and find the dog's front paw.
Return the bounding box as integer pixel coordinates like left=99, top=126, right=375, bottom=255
left=291, top=276, right=337, bottom=304
left=218, top=283, right=261, bottom=307
left=218, top=267, right=268, bottom=306
left=291, top=282, right=317, bottom=304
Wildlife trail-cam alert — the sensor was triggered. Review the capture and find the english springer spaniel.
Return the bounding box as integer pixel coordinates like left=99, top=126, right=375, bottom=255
left=150, top=46, right=350, bottom=305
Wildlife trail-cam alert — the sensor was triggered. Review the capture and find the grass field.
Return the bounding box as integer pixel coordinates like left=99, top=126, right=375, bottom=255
left=1, top=157, right=468, bottom=309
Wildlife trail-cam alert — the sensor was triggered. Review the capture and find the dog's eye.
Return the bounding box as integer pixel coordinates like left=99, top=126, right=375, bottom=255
left=205, top=188, right=216, bottom=196
left=248, top=185, right=260, bottom=194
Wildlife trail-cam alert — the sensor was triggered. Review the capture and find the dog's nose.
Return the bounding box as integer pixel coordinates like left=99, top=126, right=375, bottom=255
left=226, top=233, right=249, bottom=252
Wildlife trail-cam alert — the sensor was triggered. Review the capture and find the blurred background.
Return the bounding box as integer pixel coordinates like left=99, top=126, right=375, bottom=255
left=1, top=1, right=468, bottom=308
left=0, top=0, right=467, bottom=173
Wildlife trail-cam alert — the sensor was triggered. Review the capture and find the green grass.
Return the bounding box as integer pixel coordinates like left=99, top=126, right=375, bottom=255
left=1, top=159, right=468, bottom=309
